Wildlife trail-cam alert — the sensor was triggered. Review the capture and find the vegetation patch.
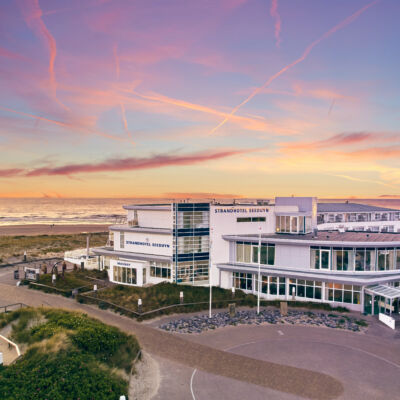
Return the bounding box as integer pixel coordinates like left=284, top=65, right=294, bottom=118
left=0, top=232, right=108, bottom=263
left=30, top=269, right=108, bottom=296
left=0, top=308, right=140, bottom=399
left=88, top=282, right=350, bottom=319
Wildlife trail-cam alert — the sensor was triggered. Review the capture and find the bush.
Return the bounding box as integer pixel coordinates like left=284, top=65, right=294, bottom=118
left=0, top=349, right=127, bottom=400
left=0, top=308, right=140, bottom=398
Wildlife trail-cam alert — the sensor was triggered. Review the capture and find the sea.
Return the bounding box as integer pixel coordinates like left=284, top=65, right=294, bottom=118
left=0, top=197, right=400, bottom=226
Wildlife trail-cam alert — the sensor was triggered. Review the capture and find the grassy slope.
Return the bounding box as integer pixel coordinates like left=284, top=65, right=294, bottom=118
left=0, top=232, right=108, bottom=263
left=35, top=270, right=108, bottom=292
left=97, top=282, right=257, bottom=313
left=0, top=308, right=140, bottom=400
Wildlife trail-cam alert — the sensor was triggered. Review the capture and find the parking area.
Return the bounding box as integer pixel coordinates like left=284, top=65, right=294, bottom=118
left=153, top=312, right=400, bottom=400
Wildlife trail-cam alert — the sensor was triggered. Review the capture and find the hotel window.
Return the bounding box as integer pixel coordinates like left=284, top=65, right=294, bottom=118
left=288, top=279, right=322, bottom=300
left=120, top=232, right=125, bottom=249
left=325, top=283, right=360, bottom=304
left=377, top=249, right=395, bottom=271
left=177, top=211, right=209, bottom=229
left=113, top=266, right=136, bottom=284
left=237, top=217, right=266, bottom=223
left=176, top=260, right=209, bottom=283
left=263, top=244, right=275, bottom=265
left=310, top=247, right=330, bottom=269
left=332, top=248, right=353, bottom=271
left=354, top=248, right=376, bottom=271
left=396, top=249, right=400, bottom=269
left=257, top=276, right=286, bottom=296
left=233, top=272, right=253, bottom=291
left=236, top=242, right=275, bottom=265
left=150, top=262, right=171, bottom=279
left=177, top=235, right=209, bottom=254
left=335, top=214, right=343, bottom=222
left=276, top=215, right=306, bottom=234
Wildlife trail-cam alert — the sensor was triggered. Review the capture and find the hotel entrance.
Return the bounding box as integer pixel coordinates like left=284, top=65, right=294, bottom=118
left=364, top=285, right=400, bottom=316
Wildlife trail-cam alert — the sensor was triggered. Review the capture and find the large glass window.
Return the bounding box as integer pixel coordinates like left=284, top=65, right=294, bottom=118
left=276, top=215, right=306, bottom=234
left=177, top=235, right=209, bottom=254
left=325, top=283, right=360, bottom=304
left=236, top=242, right=274, bottom=265
left=233, top=272, right=253, bottom=291
left=113, top=265, right=136, bottom=284
left=377, top=249, right=396, bottom=270
left=311, top=248, right=330, bottom=269
left=260, top=244, right=275, bottom=265
left=120, top=232, right=125, bottom=249
left=150, top=262, right=171, bottom=279
left=288, top=279, right=322, bottom=299
left=176, top=260, right=209, bottom=283
left=257, top=275, right=286, bottom=296
left=177, top=211, right=209, bottom=229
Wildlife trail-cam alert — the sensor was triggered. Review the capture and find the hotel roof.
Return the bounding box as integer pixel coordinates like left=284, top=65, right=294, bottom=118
left=317, top=202, right=399, bottom=213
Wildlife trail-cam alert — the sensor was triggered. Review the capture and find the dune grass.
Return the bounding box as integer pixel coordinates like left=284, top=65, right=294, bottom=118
left=0, top=307, right=140, bottom=400
left=0, top=232, right=108, bottom=263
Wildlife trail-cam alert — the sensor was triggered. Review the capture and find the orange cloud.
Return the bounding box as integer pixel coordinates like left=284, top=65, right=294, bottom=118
left=209, top=0, right=380, bottom=135
left=163, top=192, right=243, bottom=199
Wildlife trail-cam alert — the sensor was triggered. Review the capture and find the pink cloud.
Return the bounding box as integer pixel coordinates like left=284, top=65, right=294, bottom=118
left=282, top=132, right=378, bottom=151
left=0, top=149, right=249, bottom=178
left=0, top=168, right=25, bottom=177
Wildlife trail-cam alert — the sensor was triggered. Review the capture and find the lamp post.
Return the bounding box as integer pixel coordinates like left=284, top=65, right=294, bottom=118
left=257, top=227, right=261, bottom=315
left=209, top=228, right=213, bottom=319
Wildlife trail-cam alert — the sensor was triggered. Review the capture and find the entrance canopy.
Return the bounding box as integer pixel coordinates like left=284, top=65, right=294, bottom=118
left=365, top=285, right=400, bottom=300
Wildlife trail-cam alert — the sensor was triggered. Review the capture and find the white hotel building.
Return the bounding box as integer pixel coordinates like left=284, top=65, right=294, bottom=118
left=93, top=197, right=400, bottom=315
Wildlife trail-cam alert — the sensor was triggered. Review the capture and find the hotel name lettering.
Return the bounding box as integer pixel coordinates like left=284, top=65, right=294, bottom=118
left=214, top=208, right=268, bottom=214
left=126, top=240, right=170, bottom=248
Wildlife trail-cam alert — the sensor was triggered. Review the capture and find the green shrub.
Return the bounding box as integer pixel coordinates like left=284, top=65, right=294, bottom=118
left=0, top=349, right=127, bottom=400
left=0, top=308, right=140, bottom=399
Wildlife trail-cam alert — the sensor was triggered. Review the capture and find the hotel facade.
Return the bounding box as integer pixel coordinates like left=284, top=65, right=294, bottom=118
left=93, top=197, right=400, bottom=315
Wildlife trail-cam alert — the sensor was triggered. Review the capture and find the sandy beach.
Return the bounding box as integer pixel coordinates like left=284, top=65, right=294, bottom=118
left=0, top=224, right=110, bottom=236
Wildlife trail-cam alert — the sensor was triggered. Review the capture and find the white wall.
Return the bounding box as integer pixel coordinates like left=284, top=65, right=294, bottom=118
left=114, top=231, right=173, bottom=256
left=132, top=209, right=173, bottom=229
left=275, top=244, right=310, bottom=269
left=210, top=204, right=274, bottom=285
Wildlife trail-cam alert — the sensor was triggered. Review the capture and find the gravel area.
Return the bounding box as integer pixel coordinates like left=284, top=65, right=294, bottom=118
left=159, top=309, right=367, bottom=334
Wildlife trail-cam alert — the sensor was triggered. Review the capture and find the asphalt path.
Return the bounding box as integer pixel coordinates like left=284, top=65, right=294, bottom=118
left=0, top=269, right=398, bottom=399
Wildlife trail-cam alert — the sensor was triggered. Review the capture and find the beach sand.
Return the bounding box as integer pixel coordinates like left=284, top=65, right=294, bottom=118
left=0, top=224, right=110, bottom=236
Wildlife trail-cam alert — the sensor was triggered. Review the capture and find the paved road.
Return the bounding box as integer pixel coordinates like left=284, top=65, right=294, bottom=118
left=0, top=280, right=343, bottom=399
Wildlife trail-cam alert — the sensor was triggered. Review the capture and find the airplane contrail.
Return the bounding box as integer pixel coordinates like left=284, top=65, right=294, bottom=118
left=18, top=0, right=69, bottom=112
left=270, top=0, right=282, bottom=47
left=209, top=0, right=380, bottom=135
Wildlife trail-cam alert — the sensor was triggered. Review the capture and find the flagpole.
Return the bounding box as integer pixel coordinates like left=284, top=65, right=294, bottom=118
left=257, top=227, right=261, bottom=315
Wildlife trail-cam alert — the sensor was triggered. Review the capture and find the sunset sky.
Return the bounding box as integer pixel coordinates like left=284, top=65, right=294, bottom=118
left=0, top=0, right=399, bottom=198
